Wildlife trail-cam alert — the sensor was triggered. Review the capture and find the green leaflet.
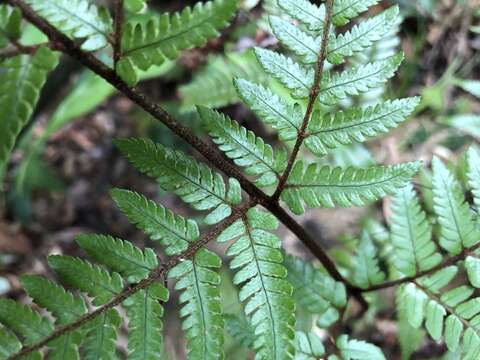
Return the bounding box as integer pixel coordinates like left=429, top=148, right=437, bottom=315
left=48, top=255, right=123, bottom=306
left=123, top=284, right=169, bottom=360
left=76, top=234, right=158, bottom=283
left=294, top=331, right=325, bottom=360
left=115, top=138, right=242, bottom=225
left=254, top=47, right=314, bottom=98
left=327, top=7, right=399, bottom=64
left=0, top=48, right=58, bottom=170
left=331, top=0, right=381, bottom=26
left=277, top=0, right=325, bottom=31
left=467, top=147, right=480, bottom=209
left=111, top=188, right=199, bottom=256
left=24, top=0, right=112, bottom=51
left=285, top=255, right=346, bottom=327
left=180, top=51, right=267, bottom=111
left=218, top=208, right=295, bottom=360
left=224, top=313, right=255, bottom=348
left=390, top=183, right=442, bottom=276
left=336, top=335, right=385, bottom=360
left=168, top=249, right=224, bottom=359
left=234, top=79, right=302, bottom=141
left=319, top=53, right=403, bottom=105
left=281, top=161, right=421, bottom=215
left=352, top=231, right=385, bottom=289
left=0, top=5, right=22, bottom=47
left=198, top=106, right=285, bottom=187
left=83, top=309, right=121, bottom=360
left=117, top=0, right=238, bottom=84
left=305, top=97, right=420, bottom=156
left=0, top=327, right=22, bottom=359
left=432, top=157, right=480, bottom=255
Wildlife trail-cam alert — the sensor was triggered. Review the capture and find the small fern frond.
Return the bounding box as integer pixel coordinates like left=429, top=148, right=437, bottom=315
left=254, top=47, right=314, bottom=98
left=75, top=234, right=158, bottom=283
left=0, top=328, right=22, bottom=359
left=117, top=0, right=238, bottom=84
left=432, top=157, right=480, bottom=255
left=168, top=249, right=224, bottom=359
left=225, top=313, right=254, bottom=348
left=24, top=0, right=112, bottom=51
left=218, top=207, right=296, bottom=360
left=390, top=183, right=442, bottom=276
left=180, top=51, right=266, bottom=110
left=467, top=147, right=480, bottom=208
left=47, top=255, right=124, bottom=306
left=83, top=309, right=122, bottom=360
left=277, top=0, right=325, bottom=31
left=123, top=284, right=168, bottom=360
left=319, top=53, right=403, bottom=105
left=294, top=331, right=325, bottom=360
left=198, top=106, right=285, bottom=187
left=327, top=7, right=399, bottom=65
left=304, top=97, right=420, bottom=156
left=281, top=161, right=421, bottom=215
left=115, top=138, right=242, bottom=224
left=336, top=335, right=385, bottom=360
left=331, top=0, right=381, bottom=26
left=285, top=255, right=346, bottom=327
left=0, top=48, right=58, bottom=169
left=111, top=188, right=199, bottom=255
left=352, top=231, right=385, bottom=289
left=234, top=79, right=302, bottom=141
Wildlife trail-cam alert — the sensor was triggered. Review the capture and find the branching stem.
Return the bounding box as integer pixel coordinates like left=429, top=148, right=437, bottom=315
left=113, top=0, right=124, bottom=67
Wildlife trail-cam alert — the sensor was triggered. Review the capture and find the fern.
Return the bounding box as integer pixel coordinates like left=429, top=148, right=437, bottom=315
left=117, top=0, right=238, bottom=84
left=24, top=0, right=112, bottom=51
left=0, top=47, right=58, bottom=170
left=0, top=5, right=21, bottom=48
left=351, top=231, right=385, bottom=289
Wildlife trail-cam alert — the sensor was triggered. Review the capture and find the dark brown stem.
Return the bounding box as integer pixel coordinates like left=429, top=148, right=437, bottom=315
left=7, top=0, right=367, bottom=313
left=113, top=0, right=124, bottom=67
left=362, top=242, right=480, bottom=292
left=271, top=0, right=333, bottom=202
left=0, top=41, right=54, bottom=60
left=8, top=202, right=252, bottom=360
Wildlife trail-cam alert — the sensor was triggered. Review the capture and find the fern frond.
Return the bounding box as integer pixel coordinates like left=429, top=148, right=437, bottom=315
left=111, top=188, right=199, bottom=255
left=304, top=97, right=420, bottom=156
left=0, top=48, right=58, bottom=169
left=115, top=138, right=242, bottom=224
left=294, top=331, right=325, bottom=360
left=285, top=255, right=346, bottom=327
left=277, top=0, right=325, bottom=31
left=198, top=106, right=285, bottom=187
left=123, top=284, right=168, bottom=360
left=24, top=0, right=112, bottom=51
left=47, top=255, right=123, bottom=306
left=76, top=234, right=158, bottom=283
left=432, top=157, right=480, bottom=255
left=281, top=161, right=421, bottom=215
left=0, top=328, right=22, bottom=359
left=218, top=208, right=295, bottom=360
left=319, top=53, right=403, bottom=105
left=352, top=231, right=385, bottom=289
left=117, top=0, right=238, bottom=84
left=269, top=16, right=321, bottom=65
left=331, top=0, right=381, bottom=27
left=180, top=51, right=266, bottom=110
left=327, top=7, right=399, bottom=65
left=0, top=5, right=21, bottom=48
left=83, top=309, right=121, bottom=360
left=390, top=183, right=442, bottom=276
left=224, top=313, right=254, bottom=348
left=336, top=335, right=385, bottom=360
left=254, top=47, right=314, bottom=98
left=467, top=147, right=480, bottom=208
left=168, top=249, right=224, bottom=359
left=234, top=79, right=302, bottom=141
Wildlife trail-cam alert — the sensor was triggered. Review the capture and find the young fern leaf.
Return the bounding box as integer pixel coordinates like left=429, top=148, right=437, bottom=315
left=198, top=106, right=285, bottom=187
left=115, top=138, right=242, bottom=225
left=168, top=249, right=224, bottom=359
left=294, top=331, right=325, bottom=360
left=224, top=313, right=255, bottom=348
left=277, top=0, right=325, bottom=31
left=0, top=48, right=58, bottom=170
left=285, top=255, right=346, bottom=327
left=431, top=157, right=480, bottom=255
left=111, top=188, right=199, bottom=256
left=335, top=335, right=385, bottom=360
left=331, top=0, right=381, bottom=26
left=304, top=97, right=420, bottom=156
left=0, top=5, right=21, bottom=48
left=234, top=79, right=302, bottom=141
left=390, top=183, right=442, bottom=276
left=281, top=161, right=421, bottom=215
left=24, top=0, right=112, bottom=51
left=117, top=0, right=238, bottom=84
left=327, top=6, right=399, bottom=65
left=218, top=208, right=295, bottom=360
left=352, top=231, right=385, bottom=289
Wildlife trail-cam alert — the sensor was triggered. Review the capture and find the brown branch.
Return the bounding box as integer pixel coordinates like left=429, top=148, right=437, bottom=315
left=113, top=0, right=124, bottom=67
left=8, top=202, right=253, bottom=360
left=362, top=241, right=480, bottom=292
left=0, top=41, right=55, bottom=60
left=271, top=0, right=334, bottom=202
left=7, top=0, right=367, bottom=309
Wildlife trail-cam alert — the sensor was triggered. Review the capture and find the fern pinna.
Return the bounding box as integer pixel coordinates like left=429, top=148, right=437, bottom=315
left=1, top=0, right=458, bottom=358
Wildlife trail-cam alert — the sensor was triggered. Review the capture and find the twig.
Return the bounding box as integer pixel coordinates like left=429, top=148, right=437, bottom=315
left=8, top=202, right=253, bottom=359
left=271, top=0, right=334, bottom=202
left=8, top=0, right=367, bottom=314
left=113, top=0, right=124, bottom=67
